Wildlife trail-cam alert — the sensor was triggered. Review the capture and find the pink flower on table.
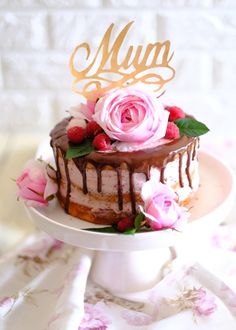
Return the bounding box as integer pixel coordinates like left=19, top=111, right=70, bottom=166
left=140, top=168, right=187, bottom=230
left=16, top=159, right=58, bottom=207
left=79, top=303, right=111, bottom=330
left=168, top=287, right=217, bottom=319
left=0, top=297, right=15, bottom=318
left=50, top=239, right=64, bottom=252
left=93, top=86, right=169, bottom=151
left=194, top=288, right=217, bottom=316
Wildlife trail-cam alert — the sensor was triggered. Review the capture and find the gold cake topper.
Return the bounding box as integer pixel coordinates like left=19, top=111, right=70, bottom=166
left=70, top=21, right=175, bottom=99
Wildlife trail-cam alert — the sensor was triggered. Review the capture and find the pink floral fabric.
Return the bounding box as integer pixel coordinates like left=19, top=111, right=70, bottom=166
left=212, top=225, right=236, bottom=252
left=1, top=223, right=236, bottom=328
left=79, top=303, right=111, bottom=330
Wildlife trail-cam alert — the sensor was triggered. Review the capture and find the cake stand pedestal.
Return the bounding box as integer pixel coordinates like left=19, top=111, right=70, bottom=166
left=26, top=152, right=235, bottom=295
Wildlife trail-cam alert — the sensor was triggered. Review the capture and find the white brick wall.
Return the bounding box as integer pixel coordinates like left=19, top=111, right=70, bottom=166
left=0, top=12, right=48, bottom=49
left=3, top=53, right=70, bottom=89
left=0, top=0, right=235, bottom=139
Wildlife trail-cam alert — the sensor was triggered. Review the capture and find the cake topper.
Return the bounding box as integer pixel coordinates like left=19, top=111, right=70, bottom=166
left=70, top=21, right=175, bottom=100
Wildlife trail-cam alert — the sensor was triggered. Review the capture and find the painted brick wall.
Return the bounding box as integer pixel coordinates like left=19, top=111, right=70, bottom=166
left=1, top=0, right=236, bottom=139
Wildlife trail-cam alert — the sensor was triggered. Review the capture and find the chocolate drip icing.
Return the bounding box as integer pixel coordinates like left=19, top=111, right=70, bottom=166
left=96, top=165, right=103, bottom=193
left=186, top=146, right=193, bottom=188
left=192, top=138, right=198, bottom=160
left=63, top=158, right=71, bottom=213
left=55, top=147, right=61, bottom=189
left=73, top=159, right=88, bottom=194
left=159, top=152, right=176, bottom=184
left=178, top=152, right=184, bottom=188
left=115, top=167, right=123, bottom=211
left=50, top=117, right=199, bottom=216
left=145, top=165, right=151, bottom=181
left=160, top=167, right=165, bottom=183
left=128, top=167, right=136, bottom=214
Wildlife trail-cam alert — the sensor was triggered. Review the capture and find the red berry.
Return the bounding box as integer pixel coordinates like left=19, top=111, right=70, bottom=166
left=165, top=106, right=185, bottom=121
left=67, top=126, right=86, bottom=144
left=93, top=133, right=111, bottom=151
left=86, top=121, right=102, bottom=137
left=117, top=217, right=134, bottom=232
left=165, top=122, right=180, bottom=140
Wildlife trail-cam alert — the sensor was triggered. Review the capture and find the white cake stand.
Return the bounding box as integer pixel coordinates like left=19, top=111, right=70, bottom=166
left=26, top=151, right=236, bottom=294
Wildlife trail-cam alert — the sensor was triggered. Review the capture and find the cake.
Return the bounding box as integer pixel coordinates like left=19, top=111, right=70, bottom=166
left=50, top=116, right=200, bottom=225
left=16, top=22, right=208, bottom=234
left=48, top=22, right=209, bottom=229
left=16, top=22, right=209, bottom=233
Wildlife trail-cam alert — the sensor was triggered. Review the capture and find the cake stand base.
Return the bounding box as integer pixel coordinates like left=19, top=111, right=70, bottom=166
left=90, top=248, right=174, bottom=294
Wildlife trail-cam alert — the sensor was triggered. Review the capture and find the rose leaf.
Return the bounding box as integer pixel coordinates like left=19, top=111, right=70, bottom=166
left=66, top=139, right=95, bottom=159
left=174, top=118, right=209, bottom=137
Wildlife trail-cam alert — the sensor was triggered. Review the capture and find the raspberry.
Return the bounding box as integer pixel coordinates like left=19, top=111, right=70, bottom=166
left=165, top=122, right=180, bottom=140
left=165, top=106, right=185, bottom=121
left=67, top=126, right=86, bottom=144
left=86, top=121, right=102, bottom=137
left=117, top=217, right=134, bottom=232
left=92, top=133, right=111, bottom=151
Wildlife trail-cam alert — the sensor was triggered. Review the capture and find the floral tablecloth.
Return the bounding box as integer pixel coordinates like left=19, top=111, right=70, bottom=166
left=1, top=225, right=236, bottom=330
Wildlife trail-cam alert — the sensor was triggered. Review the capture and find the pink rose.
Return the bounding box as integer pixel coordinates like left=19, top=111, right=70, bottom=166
left=16, top=159, right=58, bottom=207
left=93, top=87, right=169, bottom=151
left=140, top=169, right=187, bottom=230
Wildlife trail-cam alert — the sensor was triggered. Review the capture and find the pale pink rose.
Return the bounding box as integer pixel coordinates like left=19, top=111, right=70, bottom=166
left=194, top=288, right=217, bottom=316
left=69, top=99, right=97, bottom=122
left=93, top=87, right=169, bottom=151
left=140, top=168, right=187, bottom=230
left=16, top=159, right=58, bottom=207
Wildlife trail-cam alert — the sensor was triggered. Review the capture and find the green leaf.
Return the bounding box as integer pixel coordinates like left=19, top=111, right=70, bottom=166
left=123, top=213, right=145, bottom=235
left=174, top=118, right=209, bottom=137
left=134, top=212, right=144, bottom=230
left=66, top=139, right=95, bottom=159
left=123, top=228, right=136, bottom=235
left=84, top=226, right=117, bottom=233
